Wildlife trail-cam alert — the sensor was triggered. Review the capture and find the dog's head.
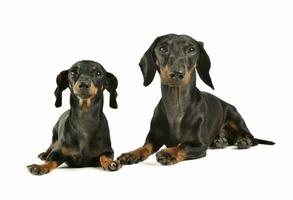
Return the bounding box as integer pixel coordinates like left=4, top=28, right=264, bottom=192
left=139, top=34, right=214, bottom=89
left=54, top=60, right=118, bottom=109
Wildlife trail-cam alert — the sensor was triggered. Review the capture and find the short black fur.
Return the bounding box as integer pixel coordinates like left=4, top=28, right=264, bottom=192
left=28, top=60, right=120, bottom=175
left=118, top=34, right=274, bottom=166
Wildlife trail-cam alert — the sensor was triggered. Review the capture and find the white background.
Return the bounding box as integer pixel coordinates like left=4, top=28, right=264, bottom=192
left=0, top=0, right=292, bottom=199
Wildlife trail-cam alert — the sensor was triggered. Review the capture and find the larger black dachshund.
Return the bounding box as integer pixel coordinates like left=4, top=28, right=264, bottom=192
left=118, top=34, right=275, bottom=165
left=27, top=60, right=121, bottom=175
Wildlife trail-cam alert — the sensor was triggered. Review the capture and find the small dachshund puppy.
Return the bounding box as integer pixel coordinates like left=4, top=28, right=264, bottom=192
left=27, top=60, right=121, bottom=175
left=118, top=34, right=274, bottom=166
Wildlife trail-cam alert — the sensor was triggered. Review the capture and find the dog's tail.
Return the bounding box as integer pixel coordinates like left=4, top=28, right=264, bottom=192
left=253, top=138, right=275, bottom=145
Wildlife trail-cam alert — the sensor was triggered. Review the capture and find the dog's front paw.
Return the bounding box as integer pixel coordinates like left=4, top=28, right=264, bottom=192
left=117, top=152, right=144, bottom=165
left=237, top=137, right=253, bottom=149
left=27, top=164, right=50, bottom=175
left=104, top=160, right=121, bottom=171
left=211, top=137, right=229, bottom=149
left=156, top=150, right=177, bottom=165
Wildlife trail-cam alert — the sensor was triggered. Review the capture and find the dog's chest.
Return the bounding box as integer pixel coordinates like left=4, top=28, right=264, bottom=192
left=166, top=115, right=184, bottom=146
left=60, top=131, right=96, bottom=167
left=76, top=131, right=90, bottom=151
left=163, top=100, right=187, bottom=145
left=72, top=119, right=97, bottom=149
left=62, top=131, right=90, bottom=152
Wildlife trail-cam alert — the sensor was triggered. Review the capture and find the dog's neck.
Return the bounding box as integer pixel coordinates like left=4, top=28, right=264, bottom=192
left=161, top=75, right=198, bottom=118
left=69, top=94, right=104, bottom=120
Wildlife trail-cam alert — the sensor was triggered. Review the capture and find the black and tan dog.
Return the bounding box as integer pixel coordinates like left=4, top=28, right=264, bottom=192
left=118, top=34, right=275, bottom=166
left=27, top=60, right=121, bottom=175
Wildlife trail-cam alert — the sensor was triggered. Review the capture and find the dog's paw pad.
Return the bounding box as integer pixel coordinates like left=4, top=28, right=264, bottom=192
left=108, top=160, right=121, bottom=171
left=27, top=164, right=49, bottom=175
left=156, top=151, right=177, bottom=165
left=237, top=137, right=253, bottom=149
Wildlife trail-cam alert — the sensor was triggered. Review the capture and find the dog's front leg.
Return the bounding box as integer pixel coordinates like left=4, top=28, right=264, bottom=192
left=117, top=143, right=155, bottom=165
left=118, top=129, right=164, bottom=165
left=37, top=142, right=55, bottom=161
left=117, top=143, right=154, bottom=165
left=38, top=128, right=58, bottom=160
left=27, top=151, right=63, bottom=175
left=156, top=121, right=208, bottom=165
left=27, top=161, right=61, bottom=175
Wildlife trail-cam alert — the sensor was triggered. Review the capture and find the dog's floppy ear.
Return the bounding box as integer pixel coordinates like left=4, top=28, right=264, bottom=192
left=54, top=70, right=69, bottom=107
left=139, top=37, right=160, bottom=86
left=105, top=72, right=118, bottom=109
left=197, top=41, right=214, bottom=90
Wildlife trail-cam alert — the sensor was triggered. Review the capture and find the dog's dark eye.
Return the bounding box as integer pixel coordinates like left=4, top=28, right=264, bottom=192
left=188, top=47, right=195, bottom=53
left=95, top=71, right=102, bottom=77
left=159, top=46, right=168, bottom=53
left=70, top=71, right=78, bottom=76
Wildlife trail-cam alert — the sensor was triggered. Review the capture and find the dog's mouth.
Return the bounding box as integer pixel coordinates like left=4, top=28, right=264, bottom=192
left=165, top=82, right=182, bottom=87
left=161, top=78, right=184, bottom=87
left=75, top=89, right=92, bottom=99
left=168, top=84, right=181, bottom=87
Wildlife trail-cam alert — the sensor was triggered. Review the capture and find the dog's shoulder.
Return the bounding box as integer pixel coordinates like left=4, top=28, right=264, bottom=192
left=55, top=110, right=70, bottom=133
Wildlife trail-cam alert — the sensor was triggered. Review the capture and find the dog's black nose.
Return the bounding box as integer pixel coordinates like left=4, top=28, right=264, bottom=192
left=78, top=81, right=90, bottom=89
left=169, top=71, right=184, bottom=80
